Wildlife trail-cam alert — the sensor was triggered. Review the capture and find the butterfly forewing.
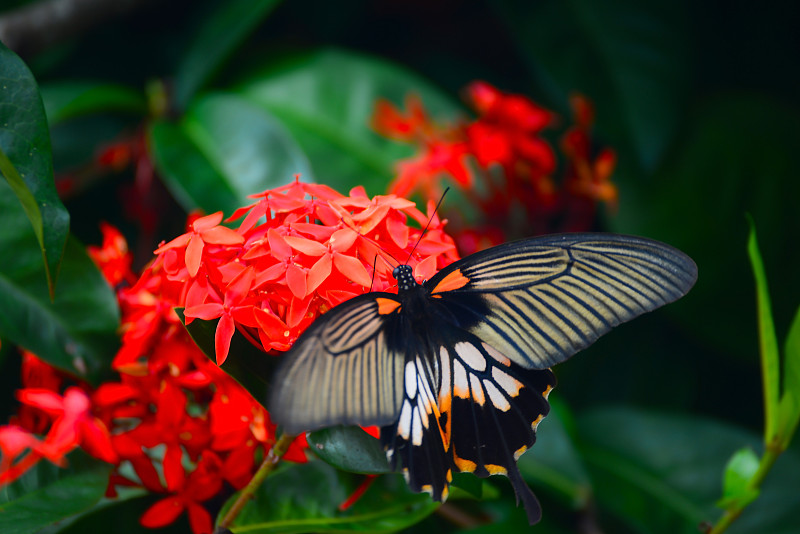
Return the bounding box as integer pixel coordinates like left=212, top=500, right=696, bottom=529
left=428, top=234, right=698, bottom=369
left=269, top=294, right=406, bottom=435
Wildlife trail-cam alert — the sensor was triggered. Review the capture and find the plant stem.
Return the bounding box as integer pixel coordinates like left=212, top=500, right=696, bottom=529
left=707, top=440, right=783, bottom=534
left=218, top=432, right=297, bottom=529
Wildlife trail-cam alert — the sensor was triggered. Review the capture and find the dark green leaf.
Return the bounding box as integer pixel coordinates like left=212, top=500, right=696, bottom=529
left=149, top=94, right=311, bottom=215
left=747, top=218, right=780, bottom=442
left=0, top=42, right=69, bottom=297
left=717, top=447, right=759, bottom=509
left=0, top=179, right=119, bottom=381
left=577, top=407, right=800, bottom=534
left=227, top=460, right=438, bottom=533
left=495, top=0, right=689, bottom=174
left=39, top=82, right=146, bottom=125
left=173, top=0, right=282, bottom=107
left=236, top=48, right=464, bottom=195
left=307, top=426, right=390, bottom=474
left=0, top=467, right=110, bottom=534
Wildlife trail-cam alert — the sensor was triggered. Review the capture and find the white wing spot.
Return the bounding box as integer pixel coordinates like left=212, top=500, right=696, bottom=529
left=492, top=367, right=523, bottom=397
left=483, top=380, right=511, bottom=411
left=453, top=359, right=469, bottom=398
left=482, top=342, right=511, bottom=366
left=404, top=361, right=418, bottom=399
left=469, top=374, right=485, bottom=405
left=411, top=409, right=423, bottom=446
left=455, top=341, right=487, bottom=372
left=397, top=400, right=412, bottom=440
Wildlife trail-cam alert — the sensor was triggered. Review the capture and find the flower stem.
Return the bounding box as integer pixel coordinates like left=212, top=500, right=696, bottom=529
left=217, top=432, right=297, bottom=529
left=707, top=439, right=783, bottom=534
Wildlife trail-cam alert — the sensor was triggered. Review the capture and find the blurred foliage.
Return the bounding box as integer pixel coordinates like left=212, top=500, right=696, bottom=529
left=1, top=0, right=799, bottom=532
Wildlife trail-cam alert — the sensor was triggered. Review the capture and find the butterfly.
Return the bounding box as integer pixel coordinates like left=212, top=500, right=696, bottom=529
left=269, top=233, right=697, bottom=523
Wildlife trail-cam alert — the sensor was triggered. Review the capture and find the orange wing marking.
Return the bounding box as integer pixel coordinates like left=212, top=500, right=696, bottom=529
left=375, top=297, right=401, bottom=315
left=431, top=269, right=470, bottom=294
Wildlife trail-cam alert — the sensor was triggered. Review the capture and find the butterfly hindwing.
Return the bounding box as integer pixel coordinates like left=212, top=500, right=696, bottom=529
left=427, top=233, right=698, bottom=369
left=269, top=293, right=406, bottom=435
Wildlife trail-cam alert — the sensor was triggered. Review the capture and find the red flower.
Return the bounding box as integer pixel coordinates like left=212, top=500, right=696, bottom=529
left=155, top=212, right=244, bottom=278
left=87, top=222, right=136, bottom=286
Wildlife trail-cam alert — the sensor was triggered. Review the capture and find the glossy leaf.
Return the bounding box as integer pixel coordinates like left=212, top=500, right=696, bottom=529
left=226, top=460, right=439, bottom=533
left=0, top=42, right=69, bottom=297
left=148, top=94, right=310, bottom=215
left=173, top=0, right=282, bottom=107
left=577, top=407, right=800, bottom=534
left=236, top=48, right=464, bottom=194
left=0, top=178, right=119, bottom=381
left=0, top=467, right=110, bottom=534
left=748, top=219, right=780, bottom=442
left=39, top=82, right=146, bottom=125
left=307, top=426, right=390, bottom=475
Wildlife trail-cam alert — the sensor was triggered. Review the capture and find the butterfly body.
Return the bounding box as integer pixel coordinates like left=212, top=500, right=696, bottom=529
left=269, top=233, right=698, bottom=524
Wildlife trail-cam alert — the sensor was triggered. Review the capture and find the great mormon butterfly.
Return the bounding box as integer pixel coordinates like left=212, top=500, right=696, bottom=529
left=269, top=233, right=697, bottom=523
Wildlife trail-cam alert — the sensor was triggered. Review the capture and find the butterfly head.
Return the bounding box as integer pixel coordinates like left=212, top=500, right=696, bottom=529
left=393, top=265, right=417, bottom=292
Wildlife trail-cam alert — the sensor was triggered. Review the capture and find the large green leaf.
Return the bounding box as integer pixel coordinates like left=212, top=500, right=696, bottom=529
left=577, top=407, right=800, bottom=534
left=495, top=0, right=690, bottom=175
left=0, top=177, right=119, bottom=381
left=307, top=426, right=390, bottom=475
left=149, top=93, right=311, bottom=215
left=235, top=48, right=465, bottom=195
left=173, top=0, right=282, bottom=108
left=227, top=460, right=438, bottom=533
left=0, top=467, right=111, bottom=534
left=0, top=42, right=69, bottom=297
left=39, top=82, right=146, bottom=126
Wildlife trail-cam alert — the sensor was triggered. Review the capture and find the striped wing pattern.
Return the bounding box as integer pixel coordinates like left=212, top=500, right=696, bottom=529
left=270, top=233, right=697, bottom=524
left=430, top=234, right=698, bottom=369
left=269, top=294, right=405, bottom=435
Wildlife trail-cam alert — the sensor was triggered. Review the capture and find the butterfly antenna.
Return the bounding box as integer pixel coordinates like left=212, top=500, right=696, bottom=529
left=404, top=187, right=450, bottom=265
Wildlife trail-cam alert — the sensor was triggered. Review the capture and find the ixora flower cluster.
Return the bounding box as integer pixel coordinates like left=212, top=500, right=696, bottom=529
left=373, top=82, right=617, bottom=253
left=0, top=179, right=459, bottom=534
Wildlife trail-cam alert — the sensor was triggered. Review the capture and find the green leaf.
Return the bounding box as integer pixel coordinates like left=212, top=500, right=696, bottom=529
left=777, top=304, right=800, bottom=448
left=0, top=42, right=69, bottom=298
left=0, top=467, right=110, bottom=534
left=149, top=93, right=311, bottom=215
left=577, top=407, right=800, bottom=534
left=227, top=460, right=438, bottom=533
left=307, top=426, right=391, bottom=475
left=717, top=447, right=760, bottom=509
left=748, top=218, right=781, bottom=443
left=236, top=48, right=465, bottom=195
left=0, top=179, right=119, bottom=381
left=173, top=0, right=282, bottom=107
left=495, top=0, right=689, bottom=174
left=517, top=400, right=592, bottom=508
left=39, top=81, right=146, bottom=125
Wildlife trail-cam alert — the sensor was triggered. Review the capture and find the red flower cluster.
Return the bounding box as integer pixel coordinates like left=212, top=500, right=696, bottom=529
left=373, top=81, right=617, bottom=253
left=0, top=179, right=459, bottom=534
